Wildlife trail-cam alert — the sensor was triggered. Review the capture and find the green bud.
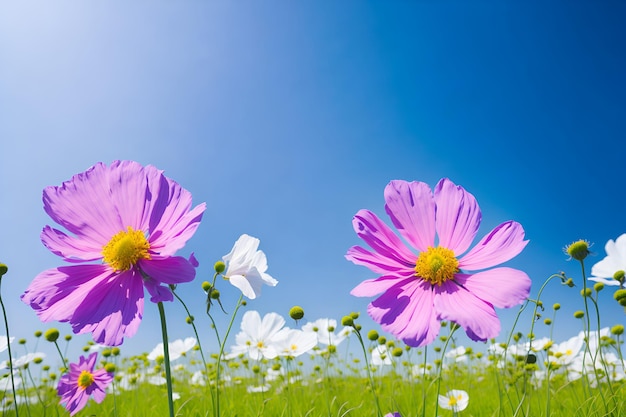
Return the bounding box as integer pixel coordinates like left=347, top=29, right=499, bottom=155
left=611, top=324, right=624, bottom=336
left=241, top=300, right=247, bottom=306
left=574, top=310, right=585, bottom=319
left=614, top=270, right=625, bottom=282
left=0, top=263, right=7, bottom=277
left=341, top=316, right=353, bottom=327
left=102, top=349, right=112, bottom=358
left=34, top=331, right=42, bottom=338
left=64, top=334, right=72, bottom=341
left=378, top=336, right=387, bottom=345
left=565, top=240, right=590, bottom=261
left=544, top=318, right=552, bottom=325
left=18, top=338, right=26, bottom=345
left=104, top=363, right=116, bottom=373
left=593, top=282, right=604, bottom=292
left=186, top=315, right=194, bottom=324
left=289, top=306, right=305, bottom=321
left=44, top=328, right=60, bottom=343
left=350, top=312, right=360, bottom=320
left=391, top=347, right=403, bottom=357
left=33, top=357, right=43, bottom=364
left=355, top=323, right=362, bottom=331
left=214, top=261, right=226, bottom=274
left=553, top=303, right=561, bottom=311
left=614, top=289, right=626, bottom=302
left=202, top=281, right=212, bottom=292
left=367, top=330, right=379, bottom=341
left=111, top=347, right=120, bottom=356
left=580, top=288, right=592, bottom=297
left=565, top=278, right=575, bottom=287
left=210, top=289, right=220, bottom=299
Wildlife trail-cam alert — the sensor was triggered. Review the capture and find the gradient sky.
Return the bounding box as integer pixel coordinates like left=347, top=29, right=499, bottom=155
left=1, top=1, right=625, bottom=362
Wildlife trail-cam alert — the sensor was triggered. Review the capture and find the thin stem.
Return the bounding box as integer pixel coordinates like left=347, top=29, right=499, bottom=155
left=434, top=324, right=457, bottom=417
left=157, top=302, right=175, bottom=417
left=215, top=294, right=245, bottom=417
left=0, top=277, right=19, bottom=417
left=353, top=326, right=383, bottom=417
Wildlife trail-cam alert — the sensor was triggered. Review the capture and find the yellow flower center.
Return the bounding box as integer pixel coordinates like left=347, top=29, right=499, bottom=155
left=414, top=246, right=459, bottom=285
left=77, top=370, right=94, bottom=390
left=102, top=226, right=151, bottom=271
left=448, top=394, right=462, bottom=406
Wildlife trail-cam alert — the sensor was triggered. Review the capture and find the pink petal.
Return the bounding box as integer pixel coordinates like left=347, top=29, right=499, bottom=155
left=143, top=277, right=174, bottom=303
left=368, top=278, right=440, bottom=347
left=433, top=178, right=481, bottom=255
left=434, top=281, right=500, bottom=341
left=351, top=209, right=417, bottom=268
left=146, top=176, right=206, bottom=256
left=41, top=226, right=103, bottom=262
left=346, top=246, right=414, bottom=275
left=70, top=269, right=145, bottom=346
left=384, top=180, right=436, bottom=252
left=351, top=274, right=415, bottom=297
left=138, top=256, right=196, bottom=285
left=21, top=264, right=114, bottom=322
left=43, top=162, right=126, bottom=245
left=454, top=269, right=531, bottom=308
left=458, top=221, right=528, bottom=270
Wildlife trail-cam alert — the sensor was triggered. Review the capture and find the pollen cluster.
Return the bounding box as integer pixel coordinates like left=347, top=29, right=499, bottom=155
left=77, top=370, right=95, bottom=390
left=415, top=246, right=459, bottom=285
left=102, top=226, right=151, bottom=271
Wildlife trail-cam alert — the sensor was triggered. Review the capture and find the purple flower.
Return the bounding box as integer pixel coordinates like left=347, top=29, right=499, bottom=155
left=22, top=161, right=206, bottom=346
left=57, top=352, right=113, bottom=416
left=346, top=178, right=530, bottom=347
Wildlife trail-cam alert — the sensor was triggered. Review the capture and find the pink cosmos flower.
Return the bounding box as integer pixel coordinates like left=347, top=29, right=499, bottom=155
left=22, top=161, right=206, bottom=346
left=346, top=178, right=530, bottom=347
left=57, top=352, right=113, bottom=416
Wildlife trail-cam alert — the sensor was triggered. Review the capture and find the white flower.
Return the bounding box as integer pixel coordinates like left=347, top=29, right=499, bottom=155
left=589, top=234, right=626, bottom=287
left=222, top=234, right=278, bottom=299
left=148, top=337, right=197, bottom=362
left=446, top=346, right=469, bottom=362
left=302, top=318, right=352, bottom=346
left=0, top=336, right=14, bottom=354
left=228, top=311, right=286, bottom=360
left=550, top=333, right=584, bottom=366
left=247, top=384, right=271, bottom=393
left=0, top=352, right=46, bottom=370
left=273, top=329, right=318, bottom=357
left=438, top=389, right=469, bottom=412
left=371, top=345, right=392, bottom=366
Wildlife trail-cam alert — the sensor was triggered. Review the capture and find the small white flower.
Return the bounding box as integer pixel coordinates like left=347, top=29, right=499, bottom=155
left=147, top=337, right=197, bottom=362
left=302, top=318, right=352, bottom=346
left=222, top=234, right=278, bottom=299
left=0, top=336, right=14, bottom=354
left=589, top=234, right=626, bottom=287
left=228, top=311, right=286, bottom=360
left=274, top=329, right=318, bottom=357
left=371, top=345, right=392, bottom=366
left=438, top=389, right=469, bottom=412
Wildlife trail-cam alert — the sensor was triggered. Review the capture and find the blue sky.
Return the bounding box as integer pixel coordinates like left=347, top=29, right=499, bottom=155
left=1, top=1, right=625, bottom=361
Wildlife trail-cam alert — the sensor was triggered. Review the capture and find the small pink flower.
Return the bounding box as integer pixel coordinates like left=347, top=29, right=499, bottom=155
left=57, top=352, right=113, bottom=416
left=346, top=178, right=530, bottom=347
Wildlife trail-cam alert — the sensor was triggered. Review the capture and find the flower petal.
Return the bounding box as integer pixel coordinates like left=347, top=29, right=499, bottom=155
left=454, top=268, right=531, bottom=309
left=41, top=226, right=103, bottom=262
left=240, top=310, right=262, bottom=338
left=434, top=281, right=500, bottom=341
left=458, top=221, right=528, bottom=270
left=350, top=274, right=415, bottom=297
left=384, top=180, right=435, bottom=252
left=346, top=246, right=414, bottom=275
left=434, top=178, right=481, bottom=255
left=43, top=162, right=126, bottom=245
left=351, top=209, right=417, bottom=268
left=138, top=256, right=197, bottom=285
left=143, top=278, right=174, bottom=303
left=21, top=264, right=114, bottom=322
left=70, top=270, right=145, bottom=346
left=368, top=278, right=440, bottom=347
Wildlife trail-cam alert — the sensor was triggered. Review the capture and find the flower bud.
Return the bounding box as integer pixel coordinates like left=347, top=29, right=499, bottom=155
left=553, top=303, right=561, bottom=311
left=574, top=310, right=585, bottom=319
left=580, top=288, right=592, bottom=297
left=214, top=261, right=226, bottom=274
left=614, top=270, right=625, bottom=283
left=614, top=289, right=626, bottom=302
left=340, top=316, right=353, bottom=327
left=593, top=282, right=604, bottom=292
left=202, top=281, right=212, bottom=292
left=44, top=328, right=60, bottom=343
left=391, top=347, right=403, bottom=357
left=565, top=240, right=590, bottom=261
left=210, top=289, right=220, bottom=299
left=0, top=263, right=7, bottom=277
left=186, top=316, right=194, bottom=324
left=104, top=363, right=116, bottom=373
left=289, top=306, right=304, bottom=321
left=367, top=330, right=379, bottom=341
left=611, top=324, right=624, bottom=336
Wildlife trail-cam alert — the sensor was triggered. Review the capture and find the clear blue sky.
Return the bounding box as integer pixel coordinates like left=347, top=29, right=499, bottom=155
left=1, top=1, right=625, bottom=361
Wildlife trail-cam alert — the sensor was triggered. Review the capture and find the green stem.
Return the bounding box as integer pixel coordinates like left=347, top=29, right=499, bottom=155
left=0, top=276, right=19, bottom=417
left=157, top=302, right=175, bottom=417
left=434, top=324, right=457, bottom=417
left=353, top=326, right=383, bottom=417
left=215, top=294, right=244, bottom=417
